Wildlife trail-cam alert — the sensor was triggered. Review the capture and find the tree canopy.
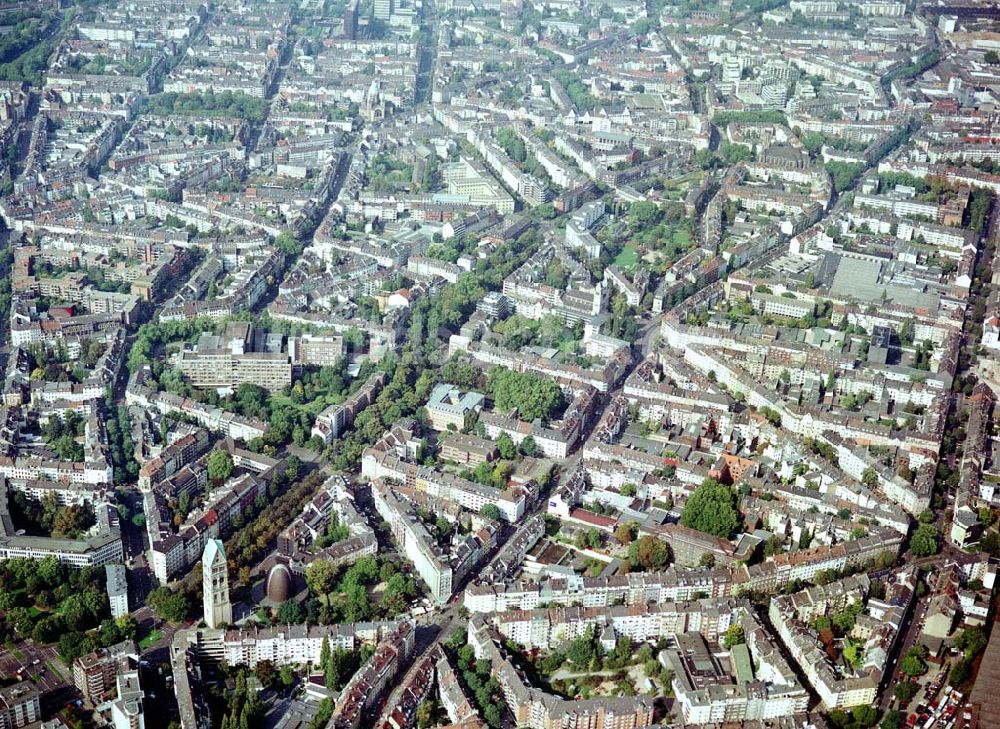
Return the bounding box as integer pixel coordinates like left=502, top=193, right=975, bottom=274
left=627, top=535, right=669, bottom=571
left=489, top=368, right=564, bottom=422
left=207, top=450, right=235, bottom=482
left=144, top=90, right=269, bottom=122
left=679, top=479, right=741, bottom=538
left=147, top=585, right=192, bottom=623
left=899, top=646, right=928, bottom=678
left=276, top=599, right=305, bottom=624
left=825, top=161, right=865, bottom=193
left=910, top=523, right=939, bottom=557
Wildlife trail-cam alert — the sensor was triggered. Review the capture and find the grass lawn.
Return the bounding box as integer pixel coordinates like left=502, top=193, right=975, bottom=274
left=139, top=629, right=162, bottom=650
left=58, top=708, right=84, bottom=729
left=267, top=392, right=344, bottom=416
left=672, top=228, right=691, bottom=246
left=614, top=245, right=639, bottom=270
left=46, top=660, right=64, bottom=681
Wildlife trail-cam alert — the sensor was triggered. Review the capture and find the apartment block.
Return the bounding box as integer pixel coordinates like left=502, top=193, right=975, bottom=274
left=0, top=682, right=40, bottom=729
left=73, top=640, right=137, bottom=704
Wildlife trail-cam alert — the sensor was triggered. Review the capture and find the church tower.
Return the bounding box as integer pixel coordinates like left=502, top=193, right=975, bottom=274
left=202, top=539, right=232, bottom=629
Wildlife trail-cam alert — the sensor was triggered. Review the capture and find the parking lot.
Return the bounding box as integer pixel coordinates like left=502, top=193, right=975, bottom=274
left=900, top=663, right=971, bottom=729
left=0, top=640, right=72, bottom=695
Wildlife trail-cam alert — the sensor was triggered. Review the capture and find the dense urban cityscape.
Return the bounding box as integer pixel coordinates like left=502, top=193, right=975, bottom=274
left=0, top=0, right=997, bottom=728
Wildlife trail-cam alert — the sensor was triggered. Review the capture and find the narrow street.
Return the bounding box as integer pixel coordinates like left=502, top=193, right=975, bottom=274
left=878, top=181, right=999, bottom=713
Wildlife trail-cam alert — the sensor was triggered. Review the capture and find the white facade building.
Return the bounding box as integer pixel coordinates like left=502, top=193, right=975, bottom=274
left=202, top=539, right=233, bottom=629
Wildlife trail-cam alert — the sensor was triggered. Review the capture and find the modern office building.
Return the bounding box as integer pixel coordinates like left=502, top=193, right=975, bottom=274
left=343, top=0, right=359, bottom=39
left=177, top=322, right=291, bottom=391
left=106, top=563, right=129, bottom=619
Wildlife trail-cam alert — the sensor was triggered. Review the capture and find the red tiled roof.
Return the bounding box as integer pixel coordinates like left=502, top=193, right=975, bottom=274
left=569, top=508, right=616, bottom=529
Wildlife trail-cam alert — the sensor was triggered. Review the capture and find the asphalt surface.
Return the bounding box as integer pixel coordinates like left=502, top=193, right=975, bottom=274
left=0, top=641, right=70, bottom=695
